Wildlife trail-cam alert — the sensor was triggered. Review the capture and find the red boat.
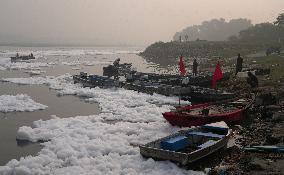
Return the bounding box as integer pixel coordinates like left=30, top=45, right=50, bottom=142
left=163, top=94, right=255, bottom=127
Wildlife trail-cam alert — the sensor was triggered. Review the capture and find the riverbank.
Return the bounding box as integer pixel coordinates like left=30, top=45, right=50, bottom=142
left=139, top=41, right=283, bottom=69
left=207, top=54, right=284, bottom=174
left=210, top=89, right=284, bottom=174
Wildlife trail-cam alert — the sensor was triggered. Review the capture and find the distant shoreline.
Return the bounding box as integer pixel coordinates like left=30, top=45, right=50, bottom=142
left=0, top=43, right=145, bottom=48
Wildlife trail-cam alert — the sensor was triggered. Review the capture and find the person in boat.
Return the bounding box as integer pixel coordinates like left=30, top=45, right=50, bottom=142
left=201, top=108, right=209, bottom=115
left=16, top=53, right=19, bottom=58
left=247, top=71, right=258, bottom=88
left=235, top=53, right=243, bottom=75
left=192, top=58, right=198, bottom=76
left=30, top=53, right=34, bottom=58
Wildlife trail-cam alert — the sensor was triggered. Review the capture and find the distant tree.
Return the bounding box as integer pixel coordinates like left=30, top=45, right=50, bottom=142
left=227, top=35, right=238, bottom=41
left=237, top=22, right=284, bottom=43
left=274, top=13, right=284, bottom=26
left=173, top=18, right=252, bottom=41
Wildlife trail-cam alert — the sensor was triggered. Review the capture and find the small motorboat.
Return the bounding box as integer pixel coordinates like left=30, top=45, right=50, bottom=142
left=139, top=121, right=231, bottom=165
left=163, top=94, right=255, bottom=127
left=11, top=54, right=35, bottom=62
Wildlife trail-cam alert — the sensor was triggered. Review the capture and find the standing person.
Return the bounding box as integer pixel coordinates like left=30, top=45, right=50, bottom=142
left=179, top=55, right=186, bottom=76
left=235, top=53, right=243, bottom=75
left=113, top=58, right=120, bottom=80
left=113, top=58, right=120, bottom=67
left=192, top=58, right=198, bottom=76
left=247, top=71, right=258, bottom=88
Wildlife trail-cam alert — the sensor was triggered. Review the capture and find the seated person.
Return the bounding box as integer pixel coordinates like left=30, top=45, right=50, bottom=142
left=201, top=108, right=209, bottom=115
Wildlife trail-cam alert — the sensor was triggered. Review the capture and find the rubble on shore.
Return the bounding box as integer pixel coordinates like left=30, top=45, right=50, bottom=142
left=209, top=87, right=284, bottom=175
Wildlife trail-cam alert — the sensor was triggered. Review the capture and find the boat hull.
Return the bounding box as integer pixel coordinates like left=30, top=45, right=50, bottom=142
left=139, top=123, right=231, bottom=165
left=163, top=109, right=244, bottom=127
left=163, top=95, right=254, bottom=127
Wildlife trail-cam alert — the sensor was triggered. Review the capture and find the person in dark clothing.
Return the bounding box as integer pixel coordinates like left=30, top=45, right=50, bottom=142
left=113, top=58, right=120, bottom=80
left=247, top=71, right=258, bottom=88
left=192, top=59, right=198, bottom=76
left=235, top=53, right=243, bottom=75
left=113, top=58, right=120, bottom=67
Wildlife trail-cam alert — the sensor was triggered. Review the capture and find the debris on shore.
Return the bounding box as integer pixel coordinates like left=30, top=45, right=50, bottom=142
left=209, top=89, right=284, bottom=175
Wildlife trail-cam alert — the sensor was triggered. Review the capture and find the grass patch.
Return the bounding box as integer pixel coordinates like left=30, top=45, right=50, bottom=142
left=248, top=55, right=284, bottom=80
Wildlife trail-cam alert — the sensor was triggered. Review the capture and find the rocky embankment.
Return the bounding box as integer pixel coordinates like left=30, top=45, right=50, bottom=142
left=210, top=89, right=284, bottom=175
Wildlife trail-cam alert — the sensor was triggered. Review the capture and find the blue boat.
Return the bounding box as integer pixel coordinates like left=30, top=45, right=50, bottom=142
left=139, top=121, right=231, bottom=165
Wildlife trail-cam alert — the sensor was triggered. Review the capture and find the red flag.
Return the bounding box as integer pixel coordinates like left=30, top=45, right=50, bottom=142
left=179, top=55, right=186, bottom=76
left=212, top=62, right=223, bottom=89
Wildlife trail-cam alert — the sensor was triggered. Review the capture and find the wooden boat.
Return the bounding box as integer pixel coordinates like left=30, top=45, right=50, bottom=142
left=244, top=145, right=284, bottom=153
left=139, top=121, right=231, bottom=165
left=103, top=63, right=133, bottom=77
left=123, top=81, right=191, bottom=96
left=185, top=86, right=236, bottom=102
left=11, top=54, right=35, bottom=62
left=163, top=94, right=255, bottom=127
left=73, top=72, right=121, bottom=88
left=126, top=71, right=231, bottom=88
left=73, top=72, right=234, bottom=101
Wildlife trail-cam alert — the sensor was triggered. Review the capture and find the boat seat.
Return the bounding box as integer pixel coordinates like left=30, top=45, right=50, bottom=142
left=186, top=131, right=225, bottom=139
left=161, top=136, right=190, bottom=151
left=198, top=140, right=217, bottom=149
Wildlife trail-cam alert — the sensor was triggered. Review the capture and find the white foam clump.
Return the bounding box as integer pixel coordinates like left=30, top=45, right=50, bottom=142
left=11, top=114, right=204, bottom=175
left=62, top=61, right=81, bottom=66
left=71, top=67, right=81, bottom=70
left=3, top=74, right=189, bottom=122
left=2, top=74, right=72, bottom=89
left=62, top=60, right=112, bottom=67
left=0, top=66, right=5, bottom=71
left=24, top=70, right=45, bottom=76
left=60, top=87, right=189, bottom=123
left=204, top=121, right=228, bottom=128
left=0, top=94, right=47, bottom=113
left=0, top=75, right=200, bottom=175
left=0, top=58, right=10, bottom=70
left=83, top=60, right=113, bottom=66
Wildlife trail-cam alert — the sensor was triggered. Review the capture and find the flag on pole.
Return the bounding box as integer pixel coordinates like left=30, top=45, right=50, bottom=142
left=179, top=55, right=186, bottom=76
left=212, top=62, right=223, bottom=89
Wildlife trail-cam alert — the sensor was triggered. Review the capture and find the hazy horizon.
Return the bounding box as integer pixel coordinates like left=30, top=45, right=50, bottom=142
left=0, top=0, right=283, bottom=46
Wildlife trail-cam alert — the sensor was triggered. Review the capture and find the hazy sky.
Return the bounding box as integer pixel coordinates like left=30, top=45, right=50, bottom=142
left=0, top=0, right=283, bottom=46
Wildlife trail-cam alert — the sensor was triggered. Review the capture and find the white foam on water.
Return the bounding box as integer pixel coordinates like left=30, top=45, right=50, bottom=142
left=62, top=61, right=82, bottom=66
left=0, top=47, right=144, bottom=58
left=0, top=57, right=51, bottom=71
left=0, top=94, right=47, bottom=113
left=0, top=75, right=201, bottom=175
